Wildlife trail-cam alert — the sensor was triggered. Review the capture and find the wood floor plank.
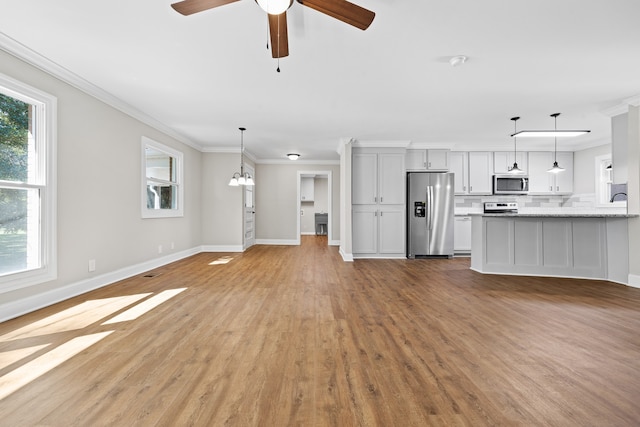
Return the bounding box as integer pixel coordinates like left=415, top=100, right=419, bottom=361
left=1, top=236, right=640, bottom=425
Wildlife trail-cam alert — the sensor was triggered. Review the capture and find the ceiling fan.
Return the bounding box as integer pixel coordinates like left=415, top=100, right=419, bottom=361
left=170, top=0, right=375, bottom=59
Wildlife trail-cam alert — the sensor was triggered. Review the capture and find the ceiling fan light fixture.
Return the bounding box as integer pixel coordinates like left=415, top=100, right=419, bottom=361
left=256, top=0, right=292, bottom=15
left=287, top=153, right=300, bottom=160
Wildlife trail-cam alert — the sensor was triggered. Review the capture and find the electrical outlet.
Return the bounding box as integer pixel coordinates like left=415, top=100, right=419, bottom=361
left=301, top=209, right=304, bottom=216
left=171, top=241, right=175, bottom=250
left=158, top=245, right=163, bottom=254
left=88, top=259, right=96, bottom=272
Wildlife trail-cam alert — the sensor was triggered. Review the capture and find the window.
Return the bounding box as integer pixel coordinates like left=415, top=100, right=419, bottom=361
left=0, top=73, right=56, bottom=292
left=595, top=154, right=625, bottom=206
left=141, top=137, right=183, bottom=218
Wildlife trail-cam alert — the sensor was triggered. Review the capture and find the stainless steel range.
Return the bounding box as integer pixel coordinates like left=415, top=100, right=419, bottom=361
left=484, top=202, right=518, bottom=214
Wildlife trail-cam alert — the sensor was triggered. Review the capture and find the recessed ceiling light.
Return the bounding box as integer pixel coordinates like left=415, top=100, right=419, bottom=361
left=287, top=153, right=300, bottom=160
left=449, top=55, right=467, bottom=67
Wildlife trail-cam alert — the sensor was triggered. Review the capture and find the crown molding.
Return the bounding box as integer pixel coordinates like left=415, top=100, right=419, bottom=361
left=256, top=159, right=340, bottom=165
left=0, top=31, right=202, bottom=152
left=352, top=140, right=411, bottom=148
left=601, top=95, right=640, bottom=117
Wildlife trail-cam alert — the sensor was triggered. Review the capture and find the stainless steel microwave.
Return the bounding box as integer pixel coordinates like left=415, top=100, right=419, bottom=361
left=493, top=175, right=529, bottom=195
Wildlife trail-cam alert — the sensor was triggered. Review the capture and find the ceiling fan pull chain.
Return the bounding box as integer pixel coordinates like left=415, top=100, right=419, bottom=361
left=276, top=13, right=281, bottom=72
left=266, top=15, right=270, bottom=50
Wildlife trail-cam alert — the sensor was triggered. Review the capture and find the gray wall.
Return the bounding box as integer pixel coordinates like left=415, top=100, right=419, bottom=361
left=255, top=163, right=340, bottom=241
left=0, top=49, right=202, bottom=305
left=200, top=153, right=244, bottom=247
left=612, top=113, right=629, bottom=184
left=573, top=143, right=611, bottom=194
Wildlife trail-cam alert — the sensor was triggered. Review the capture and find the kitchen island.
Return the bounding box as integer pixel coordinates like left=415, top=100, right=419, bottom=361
left=470, top=213, right=635, bottom=284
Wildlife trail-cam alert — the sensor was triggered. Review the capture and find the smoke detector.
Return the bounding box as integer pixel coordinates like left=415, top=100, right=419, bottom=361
left=449, top=55, right=468, bottom=67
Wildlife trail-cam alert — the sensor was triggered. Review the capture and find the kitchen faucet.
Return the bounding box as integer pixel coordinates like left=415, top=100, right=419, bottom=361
left=610, top=192, right=627, bottom=202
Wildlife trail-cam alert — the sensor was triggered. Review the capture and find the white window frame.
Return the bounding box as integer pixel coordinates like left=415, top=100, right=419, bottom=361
left=0, top=72, right=57, bottom=293
left=141, top=137, right=184, bottom=218
left=594, top=154, right=625, bottom=207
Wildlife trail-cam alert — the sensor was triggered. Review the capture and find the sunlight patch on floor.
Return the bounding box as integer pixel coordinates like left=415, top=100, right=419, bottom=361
left=209, top=256, right=234, bottom=265
left=0, top=344, right=50, bottom=370
left=102, top=288, right=187, bottom=324
left=0, top=331, right=113, bottom=401
left=0, top=294, right=151, bottom=342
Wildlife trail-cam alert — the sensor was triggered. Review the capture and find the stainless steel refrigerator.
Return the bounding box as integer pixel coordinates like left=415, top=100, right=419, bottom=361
left=407, top=172, right=455, bottom=258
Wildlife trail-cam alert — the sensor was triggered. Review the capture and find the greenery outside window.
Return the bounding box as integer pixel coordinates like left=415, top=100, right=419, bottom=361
left=0, top=73, right=56, bottom=292
left=142, top=137, right=183, bottom=218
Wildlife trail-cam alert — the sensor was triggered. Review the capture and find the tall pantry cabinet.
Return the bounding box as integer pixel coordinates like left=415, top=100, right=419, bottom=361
left=352, top=149, right=406, bottom=257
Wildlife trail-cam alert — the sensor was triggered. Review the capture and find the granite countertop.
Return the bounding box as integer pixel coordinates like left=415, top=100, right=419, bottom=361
left=470, top=212, right=637, bottom=218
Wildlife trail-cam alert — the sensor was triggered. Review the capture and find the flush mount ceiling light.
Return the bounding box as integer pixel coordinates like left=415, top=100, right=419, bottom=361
left=508, top=117, right=524, bottom=174
left=449, top=55, right=467, bottom=67
left=547, top=113, right=566, bottom=174
left=287, top=153, right=301, bottom=160
left=228, top=127, right=254, bottom=186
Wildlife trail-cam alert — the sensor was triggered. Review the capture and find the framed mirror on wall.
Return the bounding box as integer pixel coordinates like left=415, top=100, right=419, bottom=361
left=141, top=137, right=183, bottom=218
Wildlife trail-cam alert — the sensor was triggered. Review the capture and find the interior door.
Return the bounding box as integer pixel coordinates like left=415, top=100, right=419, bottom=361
left=244, top=165, right=255, bottom=249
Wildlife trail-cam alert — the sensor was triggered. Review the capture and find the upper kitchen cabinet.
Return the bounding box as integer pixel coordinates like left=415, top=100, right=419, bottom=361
left=300, top=177, right=314, bottom=201
left=353, top=149, right=405, bottom=205
left=449, top=151, right=469, bottom=194
left=494, top=152, right=528, bottom=174
left=528, top=152, right=573, bottom=194
left=406, top=149, right=449, bottom=171
left=468, top=152, right=494, bottom=194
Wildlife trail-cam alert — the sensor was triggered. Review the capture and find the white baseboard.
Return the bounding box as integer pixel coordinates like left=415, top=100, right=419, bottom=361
left=329, top=240, right=340, bottom=246
left=256, top=239, right=299, bottom=245
left=628, top=274, right=640, bottom=288
left=0, top=247, right=201, bottom=323
left=339, top=248, right=354, bottom=262
left=201, top=245, right=244, bottom=252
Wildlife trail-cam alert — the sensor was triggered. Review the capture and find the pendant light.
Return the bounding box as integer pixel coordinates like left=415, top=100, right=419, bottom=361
left=509, top=116, right=524, bottom=174
left=547, top=113, right=565, bottom=173
left=229, top=127, right=255, bottom=186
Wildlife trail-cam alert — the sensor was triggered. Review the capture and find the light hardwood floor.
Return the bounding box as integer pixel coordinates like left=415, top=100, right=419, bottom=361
left=1, top=236, right=640, bottom=426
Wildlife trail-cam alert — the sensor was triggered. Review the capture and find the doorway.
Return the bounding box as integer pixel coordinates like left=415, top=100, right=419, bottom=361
left=297, top=171, right=332, bottom=245
left=244, top=164, right=256, bottom=250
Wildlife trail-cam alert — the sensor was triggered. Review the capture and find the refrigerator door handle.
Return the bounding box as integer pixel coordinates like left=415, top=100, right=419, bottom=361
left=427, top=186, right=433, bottom=230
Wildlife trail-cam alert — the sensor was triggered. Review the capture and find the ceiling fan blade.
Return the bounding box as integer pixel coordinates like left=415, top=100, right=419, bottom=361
left=171, top=0, right=240, bottom=16
left=268, top=12, right=289, bottom=58
left=296, top=0, right=375, bottom=30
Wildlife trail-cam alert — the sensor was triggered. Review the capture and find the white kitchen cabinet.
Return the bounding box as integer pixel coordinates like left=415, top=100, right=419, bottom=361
left=353, top=149, right=406, bottom=258
left=454, top=216, right=472, bottom=253
left=405, top=149, right=427, bottom=171
left=427, top=149, right=449, bottom=170
left=378, top=207, right=406, bottom=254
left=494, top=151, right=528, bottom=174
left=554, top=152, right=574, bottom=194
left=449, top=152, right=469, bottom=194
left=468, top=152, right=494, bottom=195
left=406, top=149, right=449, bottom=171
left=352, top=153, right=378, bottom=204
left=528, top=152, right=573, bottom=194
left=300, top=177, right=314, bottom=201
left=353, top=151, right=404, bottom=205
left=352, top=205, right=405, bottom=256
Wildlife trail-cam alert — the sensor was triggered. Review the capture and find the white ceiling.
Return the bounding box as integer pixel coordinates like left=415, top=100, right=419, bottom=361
left=1, top=0, right=639, bottom=161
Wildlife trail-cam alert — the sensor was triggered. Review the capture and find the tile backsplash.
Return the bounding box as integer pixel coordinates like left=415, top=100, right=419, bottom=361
left=455, top=193, right=617, bottom=213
